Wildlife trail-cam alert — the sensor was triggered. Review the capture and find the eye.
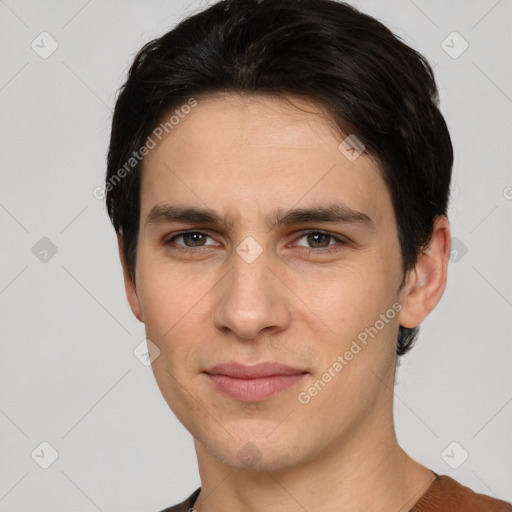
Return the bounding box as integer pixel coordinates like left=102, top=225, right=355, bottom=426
left=164, top=229, right=349, bottom=255
left=165, top=231, right=217, bottom=251
left=293, top=230, right=348, bottom=254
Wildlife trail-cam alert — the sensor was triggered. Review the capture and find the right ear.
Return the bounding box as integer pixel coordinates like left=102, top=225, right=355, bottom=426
left=117, top=234, right=144, bottom=323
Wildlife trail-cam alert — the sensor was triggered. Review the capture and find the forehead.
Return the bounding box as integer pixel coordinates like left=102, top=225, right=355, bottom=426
left=140, top=93, right=391, bottom=228
left=152, top=93, right=344, bottom=151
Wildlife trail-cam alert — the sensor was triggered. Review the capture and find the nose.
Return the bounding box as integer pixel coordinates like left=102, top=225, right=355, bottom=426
left=213, top=243, right=292, bottom=341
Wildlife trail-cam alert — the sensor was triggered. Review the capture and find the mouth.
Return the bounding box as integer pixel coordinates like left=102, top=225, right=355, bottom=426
left=204, top=362, right=308, bottom=402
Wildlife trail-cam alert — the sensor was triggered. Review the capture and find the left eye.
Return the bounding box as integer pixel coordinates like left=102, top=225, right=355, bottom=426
left=294, top=231, right=342, bottom=250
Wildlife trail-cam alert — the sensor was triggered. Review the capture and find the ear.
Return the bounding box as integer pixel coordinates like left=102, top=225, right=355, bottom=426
left=117, top=234, right=144, bottom=323
left=398, top=216, right=451, bottom=329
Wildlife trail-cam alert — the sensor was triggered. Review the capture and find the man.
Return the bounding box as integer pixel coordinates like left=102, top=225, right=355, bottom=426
left=105, top=0, right=512, bottom=510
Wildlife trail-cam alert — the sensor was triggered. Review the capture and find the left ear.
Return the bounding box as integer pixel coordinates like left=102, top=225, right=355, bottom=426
left=398, top=215, right=451, bottom=329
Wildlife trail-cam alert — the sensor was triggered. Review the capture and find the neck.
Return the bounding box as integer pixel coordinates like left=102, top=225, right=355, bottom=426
left=192, top=412, right=435, bottom=512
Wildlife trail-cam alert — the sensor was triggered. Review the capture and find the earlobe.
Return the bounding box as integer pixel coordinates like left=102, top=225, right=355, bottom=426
left=398, top=216, right=451, bottom=329
left=117, top=235, right=144, bottom=323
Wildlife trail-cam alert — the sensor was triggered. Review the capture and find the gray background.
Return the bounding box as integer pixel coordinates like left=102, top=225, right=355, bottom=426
left=0, top=0, right=511, bottom=510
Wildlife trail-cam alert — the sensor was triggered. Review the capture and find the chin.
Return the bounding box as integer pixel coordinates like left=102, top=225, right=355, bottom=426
left=199, top=431, right=313, bottom=472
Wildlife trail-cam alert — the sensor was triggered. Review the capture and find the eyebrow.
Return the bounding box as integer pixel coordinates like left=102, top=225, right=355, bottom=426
left=145, top=203, right=375, bottom=231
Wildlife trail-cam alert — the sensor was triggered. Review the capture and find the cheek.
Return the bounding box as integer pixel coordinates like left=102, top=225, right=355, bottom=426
left=136, top=249, right=204, bottom=325
left=291, top=262, right=389, bottom=332
left=290, top=261, right=400, bottom=382
left=136, top=257, right=212, bottom=368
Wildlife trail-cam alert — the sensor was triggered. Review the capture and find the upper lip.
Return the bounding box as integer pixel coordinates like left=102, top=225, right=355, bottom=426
left=205, top=362, right=307, bottom=379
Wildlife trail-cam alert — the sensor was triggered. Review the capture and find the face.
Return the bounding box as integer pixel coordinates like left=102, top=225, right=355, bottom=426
left=125, top=93, right=411, bottom=471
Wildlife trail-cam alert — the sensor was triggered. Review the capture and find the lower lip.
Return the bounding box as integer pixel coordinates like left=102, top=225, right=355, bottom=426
left=206, top=373, right=307, bottom=401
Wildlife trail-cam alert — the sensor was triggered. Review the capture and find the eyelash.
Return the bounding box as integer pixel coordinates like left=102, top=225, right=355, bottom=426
left=164, top=230, right=349, bottom=255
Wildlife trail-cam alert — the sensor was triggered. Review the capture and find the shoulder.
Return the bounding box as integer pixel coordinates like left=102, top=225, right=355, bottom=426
left=413, top=474, right=512, bottom=512
left=156, top=488, right=201, bottom=512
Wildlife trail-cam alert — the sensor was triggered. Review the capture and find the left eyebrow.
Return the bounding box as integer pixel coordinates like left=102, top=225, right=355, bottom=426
left=267, top=204, right=375, bottom=231
left=145, top=203, right=375, bottom=232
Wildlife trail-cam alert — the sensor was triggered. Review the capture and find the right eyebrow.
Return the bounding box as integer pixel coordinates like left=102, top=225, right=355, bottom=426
left=146, top=205, right=231, bottom=228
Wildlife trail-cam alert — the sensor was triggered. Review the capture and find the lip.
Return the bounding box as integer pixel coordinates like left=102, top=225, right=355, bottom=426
left=204, top=362, right=308, bottom=401
left=205, top=362, right=307, bottom=378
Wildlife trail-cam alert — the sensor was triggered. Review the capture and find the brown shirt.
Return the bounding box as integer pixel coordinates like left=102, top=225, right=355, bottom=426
left=157, top=472, right=512, bottom=511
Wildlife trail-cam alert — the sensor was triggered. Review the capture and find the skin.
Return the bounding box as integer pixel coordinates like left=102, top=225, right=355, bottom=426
left=119, top=92, right=451, bottom=511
